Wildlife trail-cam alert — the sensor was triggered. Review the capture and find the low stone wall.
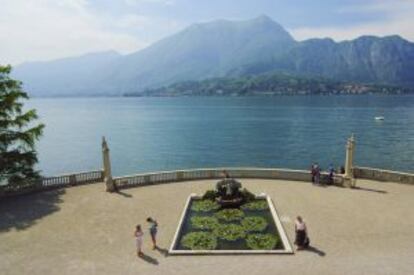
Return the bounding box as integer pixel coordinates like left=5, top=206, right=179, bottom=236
left=0, top=170, right=104, bottom=198
left=354, top=167, right=414, bottom=184
left=114, top=167, right=341, bottom=189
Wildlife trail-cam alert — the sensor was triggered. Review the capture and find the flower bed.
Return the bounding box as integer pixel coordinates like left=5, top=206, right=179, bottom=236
left=172, top=196, right=291, bottom=253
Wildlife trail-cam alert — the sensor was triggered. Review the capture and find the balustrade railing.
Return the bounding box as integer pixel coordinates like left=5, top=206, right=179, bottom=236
left=7, top=165, right=413, bottom=198
left=353, top=167, right=414, bottom=184
left=0, top=170, right=104, bottom=197
left=113, top=168, right=326, bottom=189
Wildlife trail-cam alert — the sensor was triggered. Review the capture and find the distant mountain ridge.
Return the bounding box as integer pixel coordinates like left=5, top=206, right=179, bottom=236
left=12, top=15, right=414, bottom=96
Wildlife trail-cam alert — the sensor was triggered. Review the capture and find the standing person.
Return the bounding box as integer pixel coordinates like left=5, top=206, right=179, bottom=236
left=134, top=225, right=144, bottom=257
left=328, top=164, right=335, bottom=185
left=310, top=163, right=316, bottom=184
left=147, top=217, right=158, bottom=249
left=294, top=216, right=309, bottom=250
left=314, top=163, right=321, bottom=185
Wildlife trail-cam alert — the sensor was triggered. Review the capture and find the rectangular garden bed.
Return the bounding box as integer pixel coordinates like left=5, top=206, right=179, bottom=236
left=169, top=194, right=293, bottom=254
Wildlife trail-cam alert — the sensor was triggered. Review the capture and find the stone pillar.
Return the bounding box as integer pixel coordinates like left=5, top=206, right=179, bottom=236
left=102, top=136, right=116, bottom=192
left=344, top=134, right=356, bottom=187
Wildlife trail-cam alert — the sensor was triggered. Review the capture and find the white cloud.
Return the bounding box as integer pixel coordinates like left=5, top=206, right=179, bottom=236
left=290, top=0, right=414, bottom=42
left=0, top=0, right=144, bottom=65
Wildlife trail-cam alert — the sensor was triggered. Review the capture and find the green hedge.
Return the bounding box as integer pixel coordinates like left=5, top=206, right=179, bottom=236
left=191, top=216, right=219, bottom=230
left=214, top=223, right=246, bottom=241
left=246, top=233, right=279, bottom=250
left=191, top=200, right=220, bottom=212
left=214, top=208, right=245, bottom=222
left=241, top=216, right=268, bottom=232
left=241, top=200, right=268, bottom=211
left=181, top=232, right=218, bottom=250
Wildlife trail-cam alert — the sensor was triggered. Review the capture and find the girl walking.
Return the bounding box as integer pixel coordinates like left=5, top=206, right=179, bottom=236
left=134, top=225, right=144, bottom=256
left=294, top=216, right=309, bottom=250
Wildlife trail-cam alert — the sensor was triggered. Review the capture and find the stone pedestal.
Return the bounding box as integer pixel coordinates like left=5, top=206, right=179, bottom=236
left=343, top=177, right=356, bottom=188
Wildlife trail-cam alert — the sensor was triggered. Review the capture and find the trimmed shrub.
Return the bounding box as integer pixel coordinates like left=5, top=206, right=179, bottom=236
left=191, top=200, right=220, bottom=212
left=241, top=200, right=268, bottom=211
left=246, top=234, right=279, bottom=250
left=214, top=223, right=246, bottom=241
left=214, top=208, right=245, bottom=222
left=181, top=232, right=217, bottom=250
left=191, top=216, right=219, bottom=231
left=241, top=216, right=268, bottom=232
left=240, top=188, right=256, bottom=202
left=202, top=190, right=218, bottom=200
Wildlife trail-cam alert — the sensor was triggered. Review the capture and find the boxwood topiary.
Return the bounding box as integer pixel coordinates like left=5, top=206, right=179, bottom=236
left=181, top=232, right=217, bottom=250
left=241, top=216, right=268, bottom=232
left=240, top=188, right=256, bottom=202
left=213, top=223, right=246, bottom=241
left=246, top=233, right=279, bottom=250
left=241, top=200, right=268, bottom=211
left=191, top=216, right=219, bottom=230
left=214, top=208, right=245, bottom=222
left=202, top=190, right=218, bottom=200
left=191, top=199, right=220, bottom=212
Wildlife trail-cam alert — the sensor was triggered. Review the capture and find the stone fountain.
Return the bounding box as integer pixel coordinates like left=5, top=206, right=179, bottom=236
left=215, top=176, right=243, bottom=207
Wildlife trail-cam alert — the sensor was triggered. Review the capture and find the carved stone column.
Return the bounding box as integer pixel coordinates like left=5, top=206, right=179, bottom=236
left=344, top=134, right=356, bottom=187
left=102, top=137, right=115, bottom=192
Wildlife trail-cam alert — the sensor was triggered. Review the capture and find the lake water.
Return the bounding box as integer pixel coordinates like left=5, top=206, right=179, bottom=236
left=27, top=96, right=414, bottom=177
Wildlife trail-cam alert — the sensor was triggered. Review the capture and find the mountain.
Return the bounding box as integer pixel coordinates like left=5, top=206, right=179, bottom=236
left=13, top=51, right=121, bottom=96
left=12, top=16, right=414, bottom=96
left=106, top=15, right=296, bottom=94
left=235, top=35, right=414, bottom=86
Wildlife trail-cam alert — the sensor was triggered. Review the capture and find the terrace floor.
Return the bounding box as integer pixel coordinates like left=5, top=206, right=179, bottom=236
left=1, top=179, right=413, bottom=275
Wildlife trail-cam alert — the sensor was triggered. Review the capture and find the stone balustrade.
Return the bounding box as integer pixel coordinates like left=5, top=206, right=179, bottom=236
left=113, top=167, right=340, bottom=189
left=5, top=165, right=414, bottom=198
left=0, top=170, right=104, bottom=197
left=353, top=167, right=414, bottom=184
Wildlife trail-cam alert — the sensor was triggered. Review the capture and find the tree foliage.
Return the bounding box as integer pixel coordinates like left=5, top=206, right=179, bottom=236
left=0, top=65, right=45, bottom=186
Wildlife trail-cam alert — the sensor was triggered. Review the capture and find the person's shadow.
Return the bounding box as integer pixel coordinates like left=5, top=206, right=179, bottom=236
left=352, top=186, right=387, bottom=194
left=114, top=190, right=133, bottom=198
left=138, top=253, right=159, bottom=265
left=155, top=246, right=169, bottom=257
left=305, top=245, right=326, bottom=257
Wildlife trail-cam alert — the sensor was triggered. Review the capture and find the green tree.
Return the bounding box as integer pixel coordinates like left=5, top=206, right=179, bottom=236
left=0, top=65, right=45, bottom=186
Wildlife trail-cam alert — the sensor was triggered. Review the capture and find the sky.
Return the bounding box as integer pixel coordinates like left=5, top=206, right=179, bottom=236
left=1, top=0, right=414, bottom=65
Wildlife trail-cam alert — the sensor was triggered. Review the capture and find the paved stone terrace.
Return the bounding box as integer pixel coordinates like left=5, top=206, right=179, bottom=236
left=1, top=179, right=413, bottom=275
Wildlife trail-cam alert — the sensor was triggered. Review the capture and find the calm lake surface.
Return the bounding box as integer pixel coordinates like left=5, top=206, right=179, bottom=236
left=27, top=96, right=414, bottom=176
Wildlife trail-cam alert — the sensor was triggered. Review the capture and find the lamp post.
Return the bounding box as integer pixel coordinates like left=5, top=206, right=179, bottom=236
left=102, top=136, right=116, bottom=192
